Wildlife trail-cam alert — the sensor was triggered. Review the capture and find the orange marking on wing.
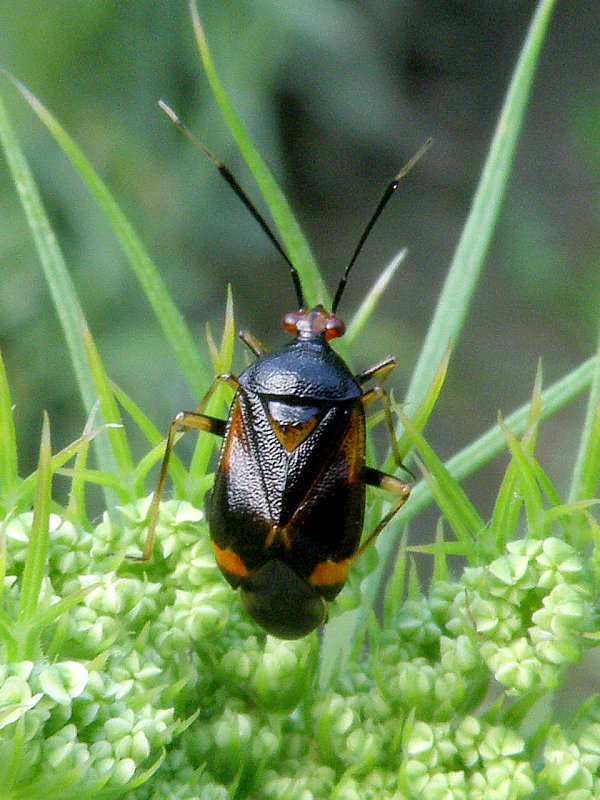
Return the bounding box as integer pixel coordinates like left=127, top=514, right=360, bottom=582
left=309, top=558, right=350, bottom=587
left=339, top=406, right=364, bottom=482
left=269, top=416, right=318, bottom=451
left=212, top=541, right=249, bottom=578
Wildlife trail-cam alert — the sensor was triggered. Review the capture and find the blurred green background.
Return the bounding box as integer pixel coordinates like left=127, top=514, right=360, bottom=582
left=1, top=0, right=599, bottom=517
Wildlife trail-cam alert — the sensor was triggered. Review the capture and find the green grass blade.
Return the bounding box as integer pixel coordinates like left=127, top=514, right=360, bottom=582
left=56, top=467, right=130, bottom=494
left=398, top=410, right=483, bottom=552
left=133, top=441, right=188, bottom=497
left=64, top=412, right=94, bottom=527
left=190, top=2, right=324, bottom=307
left=488, top=363, right=543, bottom=550
left=0, top=90, right=115, bottom=501
left=393, top=346, right=451, bottom=467
left=26, top=584, right=99, bottom=640
left=402, top=0, right=557, bottom=419
left=569, top=329, right=600, bottom=503
left=5, top=75, right=211, bottom=398
left=345, top=249, right=407, bottom=345
left=108, top=381, right=188, bottom=495
left=17, top=413, right=52, bottom=636
left=110, top=381, right=165, bottom=447
left=80, top=319, right=134, bottom=501
left=0, top=346, right=19, bottom=505
left=382, top=531, right=407, bottom=628
left=0, top=92, right=91, bottom=405
left=16, top=423, right=105, bottom=511
left=498, top=415, right=546, bottom=538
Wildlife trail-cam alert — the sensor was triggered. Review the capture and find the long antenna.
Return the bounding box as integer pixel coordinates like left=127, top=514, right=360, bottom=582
left=159, top=100, right=305, bottom=309
left=331, top=138, right=432, bottom=314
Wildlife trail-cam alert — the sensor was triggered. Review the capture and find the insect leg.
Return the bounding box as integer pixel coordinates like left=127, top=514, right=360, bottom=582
left=143, top=372, right=239, bottom=560
left=355, top=355, right=396, bottom=386
left=354, top=467, right=411, bottom=557
left=239, top=330, right=268, bottom=357
left=361, top=381, right=413, bottom=474
left=358, top=355, right=413, bottom=475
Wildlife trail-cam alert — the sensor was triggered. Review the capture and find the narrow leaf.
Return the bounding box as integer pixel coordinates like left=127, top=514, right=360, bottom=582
left=18, top=413, right=52, bottom=632
left=345, top=248, right=407, bottom=345
left=498, top=415, right=546, bottom=537
left=488, top=361, right=543, bottom=550
left=81, top=319, right=134, bottom=501
left=569, top=328, right=600, bottom=502
left=5, top=74, right=210, bottom=398
left=0, top=346, right=19, bottom=502
left=392, top=344, right=451, bottom=468
left=0, top=89, right=115, bottom=499
left=64, top=410, right=94, bottom=526
left=402, top=0, right=558, bottom=420
left=16, top=424, right=106, bottom=511
left=398, top=411, right=484, bottom=546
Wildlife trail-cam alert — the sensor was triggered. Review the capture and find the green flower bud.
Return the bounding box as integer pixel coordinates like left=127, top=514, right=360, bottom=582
left=377, top=658, right=437, bottom=712
left=536, top=537, right=584, bottom=589
left=220, top=637, right=261, bottom=685
left=250, top=725, right=281, bottom=764
left=263, top=772, right=320, bottom=800
left=108, top=648, right=163, bottom=694
left=42, top=724, right=91, bottom=771
left=405, top=721, right=456, bottom=768
left=38, top=661, right=88, bottom=704
left=209, top=706, right=257, bottom=782
left=111, top=757, right=137, bottom=786
left=0, top=675, right=42, bottom=729
left=429, top=580, right=463, bottom=626
left=455, top=716, right=481, bottom=767
left=251, top=636, right=316, bottom=711
left=394, top=599, right=441, bottom=650
left=542, top=726, right=593, bottom=792
left=417, top=770, right=467, bottom=800
left=439, top=635, right=481, bottom=673
left=468, top=595, right=521, bottom=641
left=478, top=725, right=524, bottom=761
left=487, top=551, right=538, bottom=603
left=483, top=758, right=535, bottom=797
left=171, top=539, right=221, bottom=588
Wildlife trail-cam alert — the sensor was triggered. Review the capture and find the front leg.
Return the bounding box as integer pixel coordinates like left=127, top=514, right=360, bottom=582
left=353, top=466, right=411, bottom=558
left=143, top=372, right=239, bottom=560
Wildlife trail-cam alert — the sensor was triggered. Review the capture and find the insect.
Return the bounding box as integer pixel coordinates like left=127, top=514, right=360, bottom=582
left=144, top=103, right=429, bottom=638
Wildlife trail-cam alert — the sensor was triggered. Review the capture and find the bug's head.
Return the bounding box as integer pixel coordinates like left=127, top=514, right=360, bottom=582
left=282, top=305, right=346, bottom=343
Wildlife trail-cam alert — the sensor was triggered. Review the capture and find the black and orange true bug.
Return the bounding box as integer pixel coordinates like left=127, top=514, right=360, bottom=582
left=144, top=103, right=429, bottom=638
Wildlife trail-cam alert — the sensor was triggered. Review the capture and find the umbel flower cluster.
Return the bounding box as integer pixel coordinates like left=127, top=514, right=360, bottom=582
left=1, top=495, right=599, bottom=800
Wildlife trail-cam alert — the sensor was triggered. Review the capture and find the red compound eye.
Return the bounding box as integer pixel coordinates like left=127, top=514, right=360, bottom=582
left=324, top=314, right=345, bottom=340
left=282, top=310, right=303, bottom=335
left=282, top=308, right=346, bottom=340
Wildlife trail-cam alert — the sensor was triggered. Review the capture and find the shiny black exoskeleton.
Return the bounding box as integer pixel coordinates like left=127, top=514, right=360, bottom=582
left=145, top=114, right=426, bottom=637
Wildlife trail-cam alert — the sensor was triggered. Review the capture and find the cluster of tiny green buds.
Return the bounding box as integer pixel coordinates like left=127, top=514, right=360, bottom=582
left=403, top=717, right=534, bottom=799
left=541, top=721, right=600, bottom=798
left=446, top=536, right=597, bottom=695
left=0, top=501, right=241, bottom=796
left=3, top=489, right=600, bottom=798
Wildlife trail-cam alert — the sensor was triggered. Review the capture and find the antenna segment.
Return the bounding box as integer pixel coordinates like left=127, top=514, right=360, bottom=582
left=159, top=100, right=305, bottom=309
